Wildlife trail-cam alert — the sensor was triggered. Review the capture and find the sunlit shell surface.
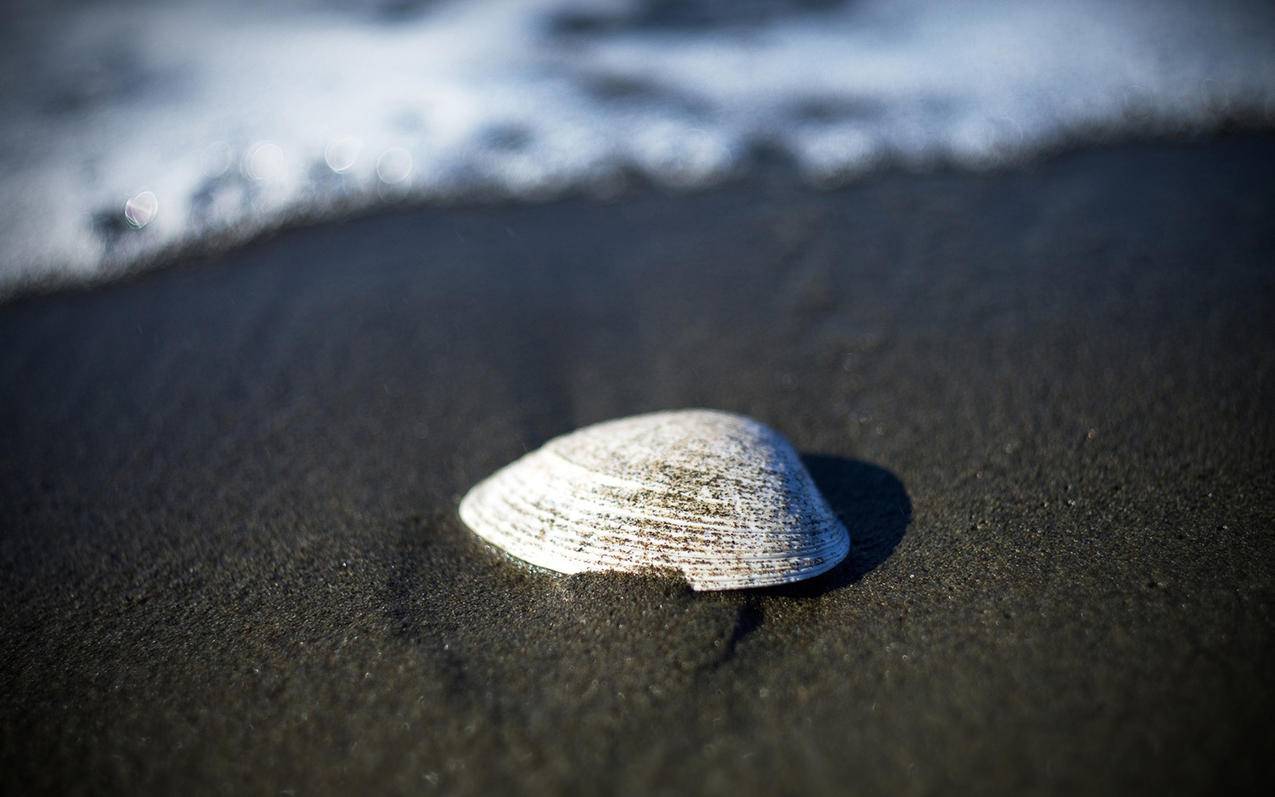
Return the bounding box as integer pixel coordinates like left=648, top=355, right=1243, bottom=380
left=458, top=409, right=850, bottom=590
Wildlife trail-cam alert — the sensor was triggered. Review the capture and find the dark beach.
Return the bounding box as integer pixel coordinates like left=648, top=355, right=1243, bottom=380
left=2, top=136, right=1274, bottom=794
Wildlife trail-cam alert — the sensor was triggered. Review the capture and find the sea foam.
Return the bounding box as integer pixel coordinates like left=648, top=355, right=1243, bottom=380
left=1, top=0, right=1273, bottom=292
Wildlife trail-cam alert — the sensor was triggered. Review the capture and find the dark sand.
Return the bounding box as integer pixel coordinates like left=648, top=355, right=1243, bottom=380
left=2, top=136, right=1274, bottom=795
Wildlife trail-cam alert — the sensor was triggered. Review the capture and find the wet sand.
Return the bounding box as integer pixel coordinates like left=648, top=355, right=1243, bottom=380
left=2, top=135, right=1274, bottom=794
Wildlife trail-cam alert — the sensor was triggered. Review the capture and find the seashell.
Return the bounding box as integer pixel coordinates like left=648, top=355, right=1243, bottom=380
left=459, top=409, right=850, bottom=590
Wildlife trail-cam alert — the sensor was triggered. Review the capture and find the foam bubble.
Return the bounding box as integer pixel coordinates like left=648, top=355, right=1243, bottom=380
left=375, top=147, right=414, bottom=184
left=123, top=191, right=159, bottom=229
left=324, top=137, right=363, bottom=174
left=244, top=142, right=287, bottom=183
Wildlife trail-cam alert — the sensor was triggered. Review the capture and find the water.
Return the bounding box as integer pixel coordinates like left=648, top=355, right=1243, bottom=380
left=2, top=0, right=1273, bottom=293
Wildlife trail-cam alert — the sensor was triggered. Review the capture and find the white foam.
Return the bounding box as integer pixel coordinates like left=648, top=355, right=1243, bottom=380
left=1, top=0, right=1273, bottom=292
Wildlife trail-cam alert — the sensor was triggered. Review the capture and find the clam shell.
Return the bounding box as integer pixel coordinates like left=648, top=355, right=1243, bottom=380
left=458, top=409, right=850, bottom=590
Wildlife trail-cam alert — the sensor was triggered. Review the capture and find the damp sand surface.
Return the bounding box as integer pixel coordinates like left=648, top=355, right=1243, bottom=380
left=2, top=135, right=1274, bottom=794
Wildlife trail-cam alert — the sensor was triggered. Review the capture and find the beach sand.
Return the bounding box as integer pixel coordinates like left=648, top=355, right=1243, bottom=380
left=2, top=135, right=1273, bottom=794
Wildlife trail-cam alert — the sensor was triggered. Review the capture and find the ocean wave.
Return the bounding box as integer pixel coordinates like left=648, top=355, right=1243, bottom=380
left=2, top=0, right=1273, bottom=293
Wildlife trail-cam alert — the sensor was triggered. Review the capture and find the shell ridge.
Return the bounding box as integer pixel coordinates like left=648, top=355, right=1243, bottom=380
left=458, top=410, right=851, bottom=590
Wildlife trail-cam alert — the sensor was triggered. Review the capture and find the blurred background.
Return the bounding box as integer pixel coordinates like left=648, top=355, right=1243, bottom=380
left=2, top=0, right=1274, bottom=292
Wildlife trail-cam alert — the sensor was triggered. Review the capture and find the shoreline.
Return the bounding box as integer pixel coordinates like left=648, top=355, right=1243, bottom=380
left=5, top=128, right=1274, bottom=304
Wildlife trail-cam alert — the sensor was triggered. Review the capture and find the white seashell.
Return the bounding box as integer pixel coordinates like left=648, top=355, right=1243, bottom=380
left=459, top=409, right=850, bottom=590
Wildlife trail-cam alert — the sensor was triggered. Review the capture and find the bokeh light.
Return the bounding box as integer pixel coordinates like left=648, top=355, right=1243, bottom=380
left=375, top=147, right=414, bottom=184
left=123, top=191, right=159, bottom=229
